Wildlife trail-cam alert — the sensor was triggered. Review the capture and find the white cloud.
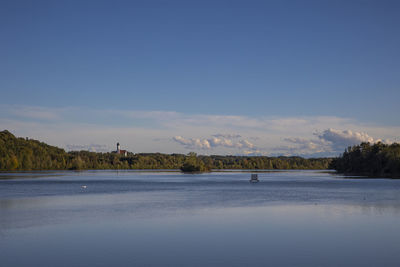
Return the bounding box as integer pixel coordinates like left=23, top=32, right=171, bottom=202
left=212, top=134, right=242, bottom=139
left=66, top=144, right=109, bottom=152
left=173, top=136, right=211, bottom=150
left=280, top=128, right=394, bottom=156
left=317, top=128, right=374, bottom=147
left=172, top=135, right=256, bottom=152
left=315, top=128, right=394, bottom=152
left=283, top=137, right=329, bottom=153
left=239, top=139, right=255, bottom=149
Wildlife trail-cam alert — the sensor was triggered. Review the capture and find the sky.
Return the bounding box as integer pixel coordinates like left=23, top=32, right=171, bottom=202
left=1, top=0, right=399, bottom=157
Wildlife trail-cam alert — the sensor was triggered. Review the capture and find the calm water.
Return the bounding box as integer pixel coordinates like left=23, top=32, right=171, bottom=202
left=1, top=170, right=400, bottom=267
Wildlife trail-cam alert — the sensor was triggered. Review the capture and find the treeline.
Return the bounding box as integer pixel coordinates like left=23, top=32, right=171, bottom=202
left=0, top=130, right=69, bottom=170
left=329, top=142, right=400, bottom=178
left=0, top=130, right=331, bottom=171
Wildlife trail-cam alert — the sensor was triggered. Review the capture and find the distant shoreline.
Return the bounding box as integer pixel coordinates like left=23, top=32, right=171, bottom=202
left=0, top=169, right=335, bottom=173
left=0, top=130, right=332, bottom=171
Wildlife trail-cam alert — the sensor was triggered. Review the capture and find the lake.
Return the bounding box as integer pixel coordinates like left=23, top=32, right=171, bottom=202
left=1, top=170, right=400, bottom=267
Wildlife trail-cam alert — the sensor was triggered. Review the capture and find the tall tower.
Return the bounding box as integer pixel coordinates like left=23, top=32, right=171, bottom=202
left=117, top=142, right=120, bottom=154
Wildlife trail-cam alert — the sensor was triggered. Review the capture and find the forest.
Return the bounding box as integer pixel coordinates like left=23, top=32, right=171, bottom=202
left=329, top=142, right=400, bottom=178
left=0, top=130, right=332, bottom=171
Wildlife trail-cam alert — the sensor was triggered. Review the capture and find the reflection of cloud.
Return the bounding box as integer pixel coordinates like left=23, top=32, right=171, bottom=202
left=172, top=135, right=256, bottom=151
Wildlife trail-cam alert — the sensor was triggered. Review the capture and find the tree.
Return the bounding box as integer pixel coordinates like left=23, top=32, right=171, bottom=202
left=180, top=153, right=210, bottom=173
left=9, top=155, right=19, bottom=170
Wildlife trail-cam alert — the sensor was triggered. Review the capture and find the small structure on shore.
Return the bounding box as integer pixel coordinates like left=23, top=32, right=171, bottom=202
left=114, top=142, right=127, bottom=156
left=250, top=174, right=259, bottom=183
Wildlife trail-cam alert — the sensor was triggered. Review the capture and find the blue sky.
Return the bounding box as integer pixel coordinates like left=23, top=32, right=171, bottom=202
left=1, top=0, right=399, bottom=156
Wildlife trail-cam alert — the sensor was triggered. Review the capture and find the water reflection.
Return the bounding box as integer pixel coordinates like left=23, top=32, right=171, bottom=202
left=1, top=171, right=400, bottom=267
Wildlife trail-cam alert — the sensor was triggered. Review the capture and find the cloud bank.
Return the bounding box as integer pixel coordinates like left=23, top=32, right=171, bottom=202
left=66, top=144, right=109, bottom=152
left=172, top=135, right=256, bottom=152
left=280, top=128, right=392, bottom=156
left=318, top=129, right=375, bottom=148
left=0, top=104, right=398, bottom=156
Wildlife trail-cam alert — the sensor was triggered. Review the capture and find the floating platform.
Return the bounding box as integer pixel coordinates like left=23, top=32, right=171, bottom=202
left=250, top=174, right=259, bottom=183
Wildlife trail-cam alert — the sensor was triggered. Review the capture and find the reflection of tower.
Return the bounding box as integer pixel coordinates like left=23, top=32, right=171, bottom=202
left=117, top=142, right=120, bottom=154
